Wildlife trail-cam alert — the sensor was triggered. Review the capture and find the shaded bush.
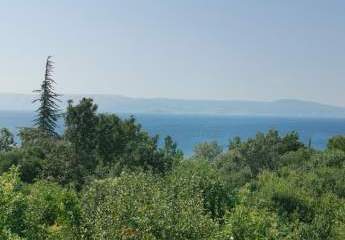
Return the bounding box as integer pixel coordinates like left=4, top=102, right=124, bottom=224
left=327, top=135, right=345, bottom=152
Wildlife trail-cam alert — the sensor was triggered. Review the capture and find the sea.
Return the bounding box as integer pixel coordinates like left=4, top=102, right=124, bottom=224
left=1, top=110, right=345, bottom=155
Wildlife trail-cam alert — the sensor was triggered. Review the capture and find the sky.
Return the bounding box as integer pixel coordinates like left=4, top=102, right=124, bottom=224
left=0, top=0, right=345, bottom=106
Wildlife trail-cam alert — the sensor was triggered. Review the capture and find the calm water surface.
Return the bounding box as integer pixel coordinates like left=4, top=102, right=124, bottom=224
left=1, top=111, right=345, bottom=155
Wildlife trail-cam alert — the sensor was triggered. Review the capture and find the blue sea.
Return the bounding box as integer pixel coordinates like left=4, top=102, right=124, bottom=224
left=1, top=111, right=345, bottom=155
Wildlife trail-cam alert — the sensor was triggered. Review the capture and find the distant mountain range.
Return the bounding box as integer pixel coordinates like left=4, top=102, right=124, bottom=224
left=0, top=93, right=344, bottom=118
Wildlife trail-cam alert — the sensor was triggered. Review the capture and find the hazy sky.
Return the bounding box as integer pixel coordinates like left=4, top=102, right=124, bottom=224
left=0, top=0, right=345, bottom=106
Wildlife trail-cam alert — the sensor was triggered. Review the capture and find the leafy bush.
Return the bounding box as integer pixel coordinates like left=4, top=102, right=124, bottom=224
left=221, top=205, right=281, bottom=240
left=327, top=135, right=345, bottom=152
left=0, top=128, right=15, bottom=152
left=23, top=181, right=80, bottom=239
left=81, top=171, right=218, bottom=240
left=193, top=141, right=223, bottom=162
left=167, top=159, right=231, bottom=221
left=228, top=130, right=304, bottom=175
left=0, top=167, right=26, bottom=239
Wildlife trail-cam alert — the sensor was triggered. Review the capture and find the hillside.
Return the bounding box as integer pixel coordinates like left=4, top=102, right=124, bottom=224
left=0, top=93, right=344, bottom=118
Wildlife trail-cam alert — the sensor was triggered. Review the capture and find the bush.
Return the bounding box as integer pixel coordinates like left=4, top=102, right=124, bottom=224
left=80, top=171, right=218, bottom=240
left=0, top=167, right=80, bottom=239
left=0, top=167, right=26, bottom=238
left=167, top=159, right=232, bottom=221
left=23, top=181, right=80, bottom=239
left=0, top=148, right=44, bottom=183
left=228, top=130, right=304, bottom=175
left=220, top=205, right=281, bottom=240
left=0, top=128, right=15, bottom=152
left=193, top=141, right=223, bottom=162
left=327, top=135, right=345, bottom=152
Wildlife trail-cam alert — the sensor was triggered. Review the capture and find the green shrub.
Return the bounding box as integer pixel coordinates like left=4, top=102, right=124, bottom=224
left=23, top=181, right=80, bottom=239
left=0, top=167, right=26, bottom=238
left=221, top=205, right=281, bottom=240
left=193, top=141, right=223, bottom=162
left=167, top=159, right=231, bottom=221
left=81, top=171, right=218, bottom=240
left=327, top=135, right=345, bottom=152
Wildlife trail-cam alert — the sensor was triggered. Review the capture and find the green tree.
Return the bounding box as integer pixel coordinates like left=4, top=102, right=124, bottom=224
left=0, top=128, right=15, bottom=152
left=327, top=135, right=345, bottom=152
left=158, top=136, right=183, bottom=172
left=193, top=141, right=223, bottom=162
left=33, top=56, right=61, bottom=136
left=98, top=115, right=181, bottom=175
left=95, top=113, right=124, bottom=165
left=228, top=130, right=304, bottom=175
left=64, top=98, right=98, bottom=186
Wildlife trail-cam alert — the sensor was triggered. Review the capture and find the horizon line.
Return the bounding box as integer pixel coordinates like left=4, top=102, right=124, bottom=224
left=0, top=91, right=342, bottom=108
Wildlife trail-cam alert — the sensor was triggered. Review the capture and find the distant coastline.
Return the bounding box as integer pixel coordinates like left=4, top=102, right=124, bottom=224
left=0, top=93, right=345, bottom=118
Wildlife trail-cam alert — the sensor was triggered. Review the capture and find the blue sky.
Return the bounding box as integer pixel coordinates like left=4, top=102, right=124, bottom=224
left=0, top=0, right=345, bottom=106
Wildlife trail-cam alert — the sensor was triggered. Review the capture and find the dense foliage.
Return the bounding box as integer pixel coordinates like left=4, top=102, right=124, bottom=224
left=0, top=98, right=344, bottom=239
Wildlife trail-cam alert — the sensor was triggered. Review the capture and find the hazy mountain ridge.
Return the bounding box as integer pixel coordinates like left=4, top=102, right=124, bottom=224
left=0, top=93, right=344, bottom=118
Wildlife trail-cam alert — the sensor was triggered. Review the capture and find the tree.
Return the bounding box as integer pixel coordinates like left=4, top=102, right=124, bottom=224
left=227, top=129, right=304, bottom=175
left=33, top=56, right=61, bottom=136
left=327, top=135, right=345, bottom=152
left=193, top=141, right=223, bottom=162
left=95, top=113, right=124, bottom=165
left=65, top=98, right=98, bottom=180
left=159, top=136, right=183, bottom=172
left=0, top=128, right=15, bottom=152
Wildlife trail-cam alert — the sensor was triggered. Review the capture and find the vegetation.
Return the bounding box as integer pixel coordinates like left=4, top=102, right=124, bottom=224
left=1, top=107, right=344, bottom=239
left=33, top=56, right=61, bottom=136
left=0, top=71, right=344, bottom=239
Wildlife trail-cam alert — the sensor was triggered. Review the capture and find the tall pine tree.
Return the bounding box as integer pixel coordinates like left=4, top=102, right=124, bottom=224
left=33, top=56, right=61, bottom=136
